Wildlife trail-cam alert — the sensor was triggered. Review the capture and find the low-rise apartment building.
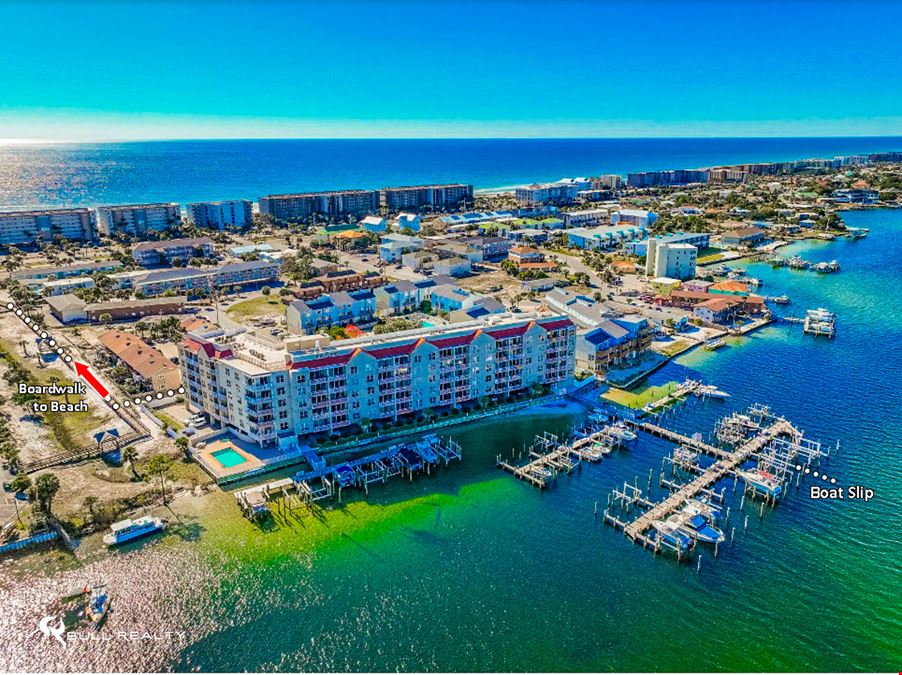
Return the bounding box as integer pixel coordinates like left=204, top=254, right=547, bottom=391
left=373, top=276, right=456, bottom=315
left=178, top=315, right=575, bottom=447
left=99, top=330, right=181, bottom=393
left=575, top=315, right=653, bottom=378
left=647, top=242, right=697, bottom=280
left=133, top=259, right=280, bottom=297
left=0, top=208, right=97, bottom=245
left=567, top=224, right=649, bottom=250
left=132, top=237, right=215, bottom=266
left=187, top=200, right=253, bottom=229
left=96, top=203, right=182, bottom=237
left=642, top=232, right=711, bottom=268
left=11, top=260, right=123, bottom=284
left=379, top=233, right=424, bottom=262
left=286, top=289, right=377, bottom=335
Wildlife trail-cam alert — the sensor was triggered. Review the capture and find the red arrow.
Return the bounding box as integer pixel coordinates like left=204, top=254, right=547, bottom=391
left=74, top=361, right=110, bottom=400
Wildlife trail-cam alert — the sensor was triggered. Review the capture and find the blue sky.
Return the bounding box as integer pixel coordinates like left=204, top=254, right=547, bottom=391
left=2, top=0, right=902, bottom=141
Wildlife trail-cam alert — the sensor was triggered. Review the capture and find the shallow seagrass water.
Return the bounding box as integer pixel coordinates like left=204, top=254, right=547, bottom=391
left=0, top=209, right=901, bottom=672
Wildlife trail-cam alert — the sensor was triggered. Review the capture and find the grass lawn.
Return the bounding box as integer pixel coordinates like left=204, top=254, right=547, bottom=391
left=154, top=411, right=184, bottom=432
left=656, top=339, right=694, bottom=357
left=698, top=252, right=726, bottom=264
left=226, top=296, right=286, bottom=323
left=602, top=381, right=680, bottom=410
left=0, top=339, right=109, bottom=447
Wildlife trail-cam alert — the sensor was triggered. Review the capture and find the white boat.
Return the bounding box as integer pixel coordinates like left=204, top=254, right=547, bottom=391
left=704, top=337, right=726, bottom=350
left=606, top=422, right=637, bottom=443
left=668, top=512, right=725, bottom=545
left=649, top=519, right=694, bottom=552
left=587, top=409, right=609, bottom=425
left=738, top=468, right=783, bottom=498
left=103, top=516, right=165, bottom=546
left=696, top=384, right=730, bottom=399
left=681, top=498, right=723, bottom=524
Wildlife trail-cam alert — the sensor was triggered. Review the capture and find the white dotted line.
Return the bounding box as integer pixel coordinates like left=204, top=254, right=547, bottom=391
left=797, top=464, right=837, bottom=484
left=6, top=301, right=185, bottom=407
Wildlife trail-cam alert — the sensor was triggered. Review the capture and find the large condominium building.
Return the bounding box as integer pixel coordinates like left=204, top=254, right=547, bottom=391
left=178, top=315, right=576, bottom=448
left=648, top=242, right=697, bottom=281
left=635, top=231, right=711, bottom=260
left=379, top=183, right=474, bottom=212
left=627, top=169, right=709, bottom=188
left=707, top=168, right=749, bottom=183
left=258, top=190, right=380, bottom=221
left=187, top=200, right=253, bottom=229
left=515, top=179, right=589, bottom=206
left=0, top=208, right=97, bottom=246
left=132, top=237, right=215, bottom=266
left=96, top=203, right=182, bottom=237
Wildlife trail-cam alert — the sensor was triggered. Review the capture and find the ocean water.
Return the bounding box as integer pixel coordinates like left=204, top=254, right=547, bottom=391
left=0, top=209, right=900, bottom=672
left=2, top=137, right=902, bottom=208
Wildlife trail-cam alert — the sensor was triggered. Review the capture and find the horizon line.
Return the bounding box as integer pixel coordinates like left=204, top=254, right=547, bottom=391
left=4, top=133, right=902, bottom=146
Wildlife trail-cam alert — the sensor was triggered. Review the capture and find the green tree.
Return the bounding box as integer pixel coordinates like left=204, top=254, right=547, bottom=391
left=82, top=495, right=99, bottom=523
left=122, top=446, right=139, bottom=480
left=31, top=473, right=61, bottom=516
left=174, top=436, right=190, bottom=460
left=145, top=454, right=175, bottom=505
left=260, top=285, right=271, bottom=296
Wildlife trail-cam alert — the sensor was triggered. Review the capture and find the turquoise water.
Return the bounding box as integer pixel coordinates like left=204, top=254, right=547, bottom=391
left=211, top=448, right=247, bottom=468
left=1, top=210, right=900, bottom=672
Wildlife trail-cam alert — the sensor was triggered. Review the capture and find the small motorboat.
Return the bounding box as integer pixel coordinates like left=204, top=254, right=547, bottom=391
left=670, top=513, right=725, bottom=545
left=681, top=497, right=722, bottom=524
left=704, top=337, right=726, bottom=351
left=85, top=584, right=110, bottom=627
left=738, top=468, right=783, bottom=498
left=606, top=422, right=637, bottom=443
left=649, top=519, right=694, bottom=552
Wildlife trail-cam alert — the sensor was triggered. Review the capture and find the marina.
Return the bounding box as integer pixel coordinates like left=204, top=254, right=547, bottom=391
left=604, top=404, right=831, bottom=560
left=803, top=308, right=837, bottom=337
left=496, top=424, right=635, bottom=489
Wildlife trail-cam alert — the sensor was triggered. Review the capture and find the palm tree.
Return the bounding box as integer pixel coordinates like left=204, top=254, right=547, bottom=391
left=122, top=446, right=139, bottom=480
left=31, top=473, right=61, bottom=516
left=145, top=454, right=174, bottom=505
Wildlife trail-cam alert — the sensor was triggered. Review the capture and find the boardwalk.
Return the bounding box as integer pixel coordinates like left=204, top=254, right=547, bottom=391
left=628, top=421, right=732, bottom=460
left=623, top=419, right=793, bottom=540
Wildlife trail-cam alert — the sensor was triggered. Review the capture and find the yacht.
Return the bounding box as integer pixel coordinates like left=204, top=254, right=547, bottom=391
left=681, top=497, right=722, bottom=524
left=103, top=516, right=165, bottom=546
left=696, top=384, right=730, bottom=399
left=738, top=468, right=783, bottom=498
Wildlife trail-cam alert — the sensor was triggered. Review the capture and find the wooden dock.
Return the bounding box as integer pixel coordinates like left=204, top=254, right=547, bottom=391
left=628, top=421, right=733, bottom=460
left=622, top=419, right=793, bottom=540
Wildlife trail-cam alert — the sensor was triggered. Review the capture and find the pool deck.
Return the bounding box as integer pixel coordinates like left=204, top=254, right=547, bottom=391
left=195, top=438, right=266, bottom=481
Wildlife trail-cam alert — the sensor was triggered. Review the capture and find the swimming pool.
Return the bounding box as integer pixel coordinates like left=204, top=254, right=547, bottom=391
left=210, top=447, right=247, bottom=468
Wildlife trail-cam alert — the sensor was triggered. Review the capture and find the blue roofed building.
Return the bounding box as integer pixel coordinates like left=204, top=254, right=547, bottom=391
left=567, top=225, right=649, bottom=250
left=287, top=289, right=377, bottom=335
left=575, top=315, right=654, bottom=378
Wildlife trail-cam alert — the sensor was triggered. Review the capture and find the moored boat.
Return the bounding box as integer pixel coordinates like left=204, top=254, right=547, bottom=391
left=103, top=516, right=165, bottom=546
left=704, top=337, right=726, bottom=350
left=670, top=512, right=725, bottom=545
left=649, top=519, right=694, bottom=552
left=85, top=584, right=110, bottom=627
left=738, top=468, right=783, bottom=498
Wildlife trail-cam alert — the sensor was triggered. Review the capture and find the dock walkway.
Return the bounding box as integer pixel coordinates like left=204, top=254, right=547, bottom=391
left=623, top=420, right=792, bottom=540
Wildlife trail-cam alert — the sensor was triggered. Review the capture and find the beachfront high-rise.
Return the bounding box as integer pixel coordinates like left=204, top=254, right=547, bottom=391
left=96, top=203, right=182, bottom=236
left=380, top=183, right=474, bottom=212
left=0, top=207, right=97, bottom=245
left=258, top=190, right=380, bottom=222
left=179, top=315, right=576, bottom=448
left=187, top=200, right=253, bottom=229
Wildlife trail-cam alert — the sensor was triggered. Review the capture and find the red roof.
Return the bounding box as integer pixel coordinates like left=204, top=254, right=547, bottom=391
left=290, top=351, right=356, bottom=370
left=428, top=331, right=479, bottom=349
left=538, top=318, right=572, bottom=332
left=366, top=339, right=423, bottom=359
left=486, top=323, right=532, bottom=339
left=182, top=337, right=232, bottom=359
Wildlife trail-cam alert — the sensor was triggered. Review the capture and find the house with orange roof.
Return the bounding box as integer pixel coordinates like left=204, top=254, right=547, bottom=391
left=98, top=330, right=181, bottom=393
